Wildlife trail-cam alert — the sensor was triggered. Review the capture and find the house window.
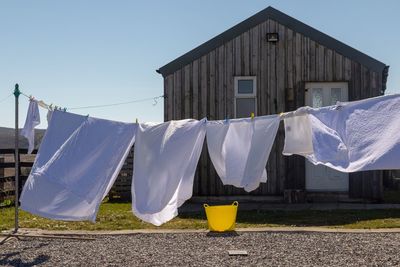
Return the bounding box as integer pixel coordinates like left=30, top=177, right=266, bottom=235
left=234, top=77, right=257, bottom=118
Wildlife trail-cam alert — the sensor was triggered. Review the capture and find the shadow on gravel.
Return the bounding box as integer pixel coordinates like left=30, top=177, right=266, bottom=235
left=0, top=241, right=50, bottom=267
left=0, top=252, right=50, bottom=267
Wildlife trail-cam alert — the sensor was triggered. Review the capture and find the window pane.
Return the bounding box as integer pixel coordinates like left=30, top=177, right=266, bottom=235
left=312, top=88, right=323, bottom=108
left=236, top=98, right=256, bottom=118
left=331, top=88, right=341, bottom=105
left=237, top=79, right=254, bottom=94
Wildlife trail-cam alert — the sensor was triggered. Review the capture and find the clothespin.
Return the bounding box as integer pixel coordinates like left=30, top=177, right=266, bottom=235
left=251, top=112, right=255, bottom=120
left=63, top=108, right=67, bottom=112
left=135, top=118, right=138, bottom=123
left=49, top=104, right=53, bottom=110
left=224, top=116, right=229, bottom=124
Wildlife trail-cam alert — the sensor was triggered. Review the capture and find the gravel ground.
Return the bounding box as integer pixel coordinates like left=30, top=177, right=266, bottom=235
left=1, top=232, right=400, bottom=266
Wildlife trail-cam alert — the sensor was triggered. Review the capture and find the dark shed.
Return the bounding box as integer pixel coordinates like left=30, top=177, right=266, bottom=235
left=156, top=6, right=389, bottom=201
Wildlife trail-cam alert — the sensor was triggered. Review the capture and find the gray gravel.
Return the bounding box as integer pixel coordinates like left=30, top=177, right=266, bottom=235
left=1, top=232, right=400, bottom=266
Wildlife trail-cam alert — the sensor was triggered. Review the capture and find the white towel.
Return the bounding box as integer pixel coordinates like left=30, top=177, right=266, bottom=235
left=132, top=119, right=206, bottom=226
left=21, top=100, right=41, bottom=154
left=282, top=111, right=313, bottom=156
left=287, top=94, right=400, bottom=172
left=20, top=111, right=136, bottom=221
left=206, top=115, right=280, bottom=192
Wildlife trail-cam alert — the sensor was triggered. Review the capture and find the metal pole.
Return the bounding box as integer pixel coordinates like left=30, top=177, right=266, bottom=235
left=14, top=83, right=20, bottom=233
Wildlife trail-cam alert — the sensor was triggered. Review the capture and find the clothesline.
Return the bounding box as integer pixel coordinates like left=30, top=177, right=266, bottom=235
left=19, top=90, right=165, bottom=112
left=18, top=88, right=309, bottom=123
left=18, top=93, right=400, bottom=227
left=0, top=93, right=13, bottom=104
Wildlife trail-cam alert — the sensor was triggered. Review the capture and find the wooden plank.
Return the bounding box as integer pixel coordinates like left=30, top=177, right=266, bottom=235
left=259, top=21, right=267, bottom=117
left=334, top=52, right=343, bottom=81
left=225, top=40, right=234, bottom=120
left=250, top=25, right=259, bottom=77
left=191, top=59, right=200, bottom=195
left=316, top=43, right=324, bottom=81
left=344, top=57, right=351, bottom=81
left=325, top=48, right=333, bottom=81
left=243, top=30, right=250, bottom=76
left=209, top=51, right=216, bottom=120
left=166, top=75, right=174, bottom=121
left=286, top=28, right=293, bottom=90
left=200, top=55, right=208, bottom=118
left=217, top=46, right=225, bottom=121
left=234, top=36, right=241, bottom=76
left=225, top=39, right=235, bottom=195
left=304, top=37, right=311, bottom=81
left=184, top=64, right=191, bottom=119
left=163, top=77, right=168, bottom=122
left=208, top=50, right=217, bottom=195
left=192, top=60, right=199, bottom=119
left=309, top=39, right=316, bottom=81
left=173, top=70, right=182, bottom=119
left=199, top=54, right=208, bottom=195
left=276, top=23, right=286, bottom=194
left=267, top=19, right=277, bottom=195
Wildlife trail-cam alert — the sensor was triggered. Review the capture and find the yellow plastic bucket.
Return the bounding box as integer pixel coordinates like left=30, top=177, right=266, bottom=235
left=203, top=201, right=239, bottom=232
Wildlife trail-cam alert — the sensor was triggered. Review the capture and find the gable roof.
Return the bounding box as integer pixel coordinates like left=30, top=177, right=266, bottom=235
left=157, top=6, right=386, bottom=77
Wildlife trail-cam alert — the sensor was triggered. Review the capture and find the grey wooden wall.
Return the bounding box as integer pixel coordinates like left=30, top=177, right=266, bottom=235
left=163, top=19, right=384, bottom=199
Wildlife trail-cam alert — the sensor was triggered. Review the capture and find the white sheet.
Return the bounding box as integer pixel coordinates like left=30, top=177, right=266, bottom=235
left=290, top=94, right=400, bottom=172
left=20, top=111, right=136, bottom=221
left=132, top=119, right=206, bottom=226
left=21, top=100, right=41, bottom=154
left=282, top=107, right=313, bottom=156
left=206, top=115, right=280, bottom=192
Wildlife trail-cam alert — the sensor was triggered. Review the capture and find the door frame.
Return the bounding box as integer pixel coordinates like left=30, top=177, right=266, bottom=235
left=304, top=82, right=349, bottom=192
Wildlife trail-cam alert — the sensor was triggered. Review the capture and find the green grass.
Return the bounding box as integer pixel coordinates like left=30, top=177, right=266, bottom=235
left=2, top=201, right=400, bottom=231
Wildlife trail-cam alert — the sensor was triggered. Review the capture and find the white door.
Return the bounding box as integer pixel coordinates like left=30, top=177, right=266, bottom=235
left=305, top=82, right=349, bottom=192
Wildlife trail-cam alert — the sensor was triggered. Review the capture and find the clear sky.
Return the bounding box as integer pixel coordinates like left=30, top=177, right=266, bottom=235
left=1, top=0, right=399, bottom=128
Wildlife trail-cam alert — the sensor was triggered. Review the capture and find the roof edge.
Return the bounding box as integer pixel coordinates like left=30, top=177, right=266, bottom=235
left=157, top=6, right=386, bottom=77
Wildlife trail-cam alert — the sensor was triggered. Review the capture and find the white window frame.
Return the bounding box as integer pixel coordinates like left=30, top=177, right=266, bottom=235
left=234, top=76, right=257, bottom=118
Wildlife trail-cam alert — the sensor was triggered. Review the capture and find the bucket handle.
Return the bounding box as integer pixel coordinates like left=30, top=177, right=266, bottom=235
left=232, top=201, right=239, bottom=206
left=203, top=204, right=209, bottom=208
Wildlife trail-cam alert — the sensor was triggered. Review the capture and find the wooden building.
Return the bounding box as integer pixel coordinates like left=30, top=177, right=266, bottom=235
left=156, top=6, right=389, bottom=201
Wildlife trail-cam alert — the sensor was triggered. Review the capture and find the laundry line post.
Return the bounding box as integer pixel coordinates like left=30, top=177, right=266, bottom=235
left=13, top=83, right=20, bottom=233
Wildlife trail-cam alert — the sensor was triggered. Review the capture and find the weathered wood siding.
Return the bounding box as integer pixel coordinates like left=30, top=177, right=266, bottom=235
left=164, top=19, right=383, bottom=199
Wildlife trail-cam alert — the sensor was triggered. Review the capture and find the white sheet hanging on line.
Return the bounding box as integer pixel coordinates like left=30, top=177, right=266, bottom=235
left=20, top=110, right=136, bottom=221
left=286, top=94, right=400, bottom=172
left=21, top=99, right=41, bottom=154
left=206, top=115, right=280, bottom=192
left=282, top=107, right=313, bottom=156
left=132, top=119, right=206, bottom=226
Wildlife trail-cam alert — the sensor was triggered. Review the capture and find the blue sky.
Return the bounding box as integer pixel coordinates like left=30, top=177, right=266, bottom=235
left=1, top=0, right=399, bottom=128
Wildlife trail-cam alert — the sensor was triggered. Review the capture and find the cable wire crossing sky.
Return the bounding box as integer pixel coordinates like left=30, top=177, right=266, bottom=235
left=0, top=0, right=399, bottom=128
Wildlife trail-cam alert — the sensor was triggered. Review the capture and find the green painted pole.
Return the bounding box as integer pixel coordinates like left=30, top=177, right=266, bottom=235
left=13, top=83, right=20, bottom=233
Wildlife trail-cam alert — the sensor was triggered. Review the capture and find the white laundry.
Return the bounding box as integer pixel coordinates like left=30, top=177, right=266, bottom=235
left=289, top=94, right=400, bottom=172
left=20, top=110, right=136, bottom=221
left=282, top=107, right=313, bottom=156
left=206, top=115, right=280, bottom=192
left=132, top=119, right=206, bottom=226
left=21, top=100, right=41, bottom=154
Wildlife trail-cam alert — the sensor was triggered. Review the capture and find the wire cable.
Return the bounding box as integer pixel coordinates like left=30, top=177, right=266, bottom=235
left=18, top=90, right=164, bottom=111
left=0, top=93, right=13, bottom=104
left=68, top=95, right=164, bottom=110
